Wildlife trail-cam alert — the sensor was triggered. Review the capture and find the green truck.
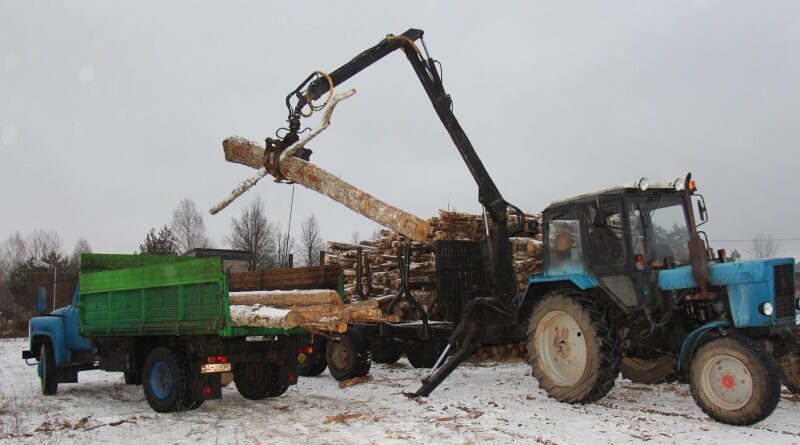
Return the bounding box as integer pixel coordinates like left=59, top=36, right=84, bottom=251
left=22, top=254, right=310, bottom=412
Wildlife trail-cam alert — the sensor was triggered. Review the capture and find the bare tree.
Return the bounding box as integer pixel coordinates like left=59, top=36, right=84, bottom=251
left=299, top=214, right=325, bottom=266
left=71, top=237, right=92, bottom=269
left=747, top=233, right=780, bottom=259
left=0, top=232, right=27, bottom=281
left=276, top=230, right=297, bottom=268
left=170, top=198, right=211, bottom=254
left=26, top=229, right=63, bottom=260
left=351, top=231, right=360, bottom=244
left=228, top=195, right=279, bottom=270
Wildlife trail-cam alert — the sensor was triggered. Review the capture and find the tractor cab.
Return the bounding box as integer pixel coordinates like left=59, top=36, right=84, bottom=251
left=534, top=178, right=701, bottom=314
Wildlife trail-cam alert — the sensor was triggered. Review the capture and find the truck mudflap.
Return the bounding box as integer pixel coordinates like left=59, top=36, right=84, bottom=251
left=22, top=350, right=36, bottom=360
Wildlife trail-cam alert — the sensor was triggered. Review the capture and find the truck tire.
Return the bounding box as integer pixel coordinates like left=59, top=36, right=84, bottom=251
left=620, top=356, right=677, bottom=384
left=326, top=328, right=371, bottom=381
left=297, top=337, right=328, bottom=377
left=142, top=347, right=191, bottom=413
left=234, top=362, right=287, bottom=399
left=526, top=291, right=620, bottom=404
left=777, top=331, right=800, bottom=394
left=40, top=342, right=58, bottom=396
left=689, top=336, right=780, bottom=426
left=371, top=349, right=402, bottom=365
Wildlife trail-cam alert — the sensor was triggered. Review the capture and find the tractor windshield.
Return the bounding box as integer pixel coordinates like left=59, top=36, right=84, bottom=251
left=628, top=195, right=690, bottom=266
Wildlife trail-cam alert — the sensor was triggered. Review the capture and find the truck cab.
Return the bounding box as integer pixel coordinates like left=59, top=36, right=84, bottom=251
left=520, top=176, right=799, bottom=425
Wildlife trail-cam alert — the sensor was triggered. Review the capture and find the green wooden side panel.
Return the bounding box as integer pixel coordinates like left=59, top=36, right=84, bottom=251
left=79, top=257, right=227, bottom=336
left=80, top=253, right=195, bottom=274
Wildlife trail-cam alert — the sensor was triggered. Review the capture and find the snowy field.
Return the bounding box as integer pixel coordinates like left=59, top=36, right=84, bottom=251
left=0, top=338, right=798, bottom=445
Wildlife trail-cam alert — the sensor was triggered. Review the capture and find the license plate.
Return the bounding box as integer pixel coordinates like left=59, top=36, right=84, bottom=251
left=201, top=363, right=232, bottom=373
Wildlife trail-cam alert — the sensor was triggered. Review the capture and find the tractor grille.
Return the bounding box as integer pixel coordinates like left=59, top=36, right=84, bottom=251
left=435, top=240, right=488, bottom=323
left=773, top=264, right=796, bottom=319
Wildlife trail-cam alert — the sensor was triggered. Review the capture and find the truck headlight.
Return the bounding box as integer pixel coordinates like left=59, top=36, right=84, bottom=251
left=759, top=302, right=774, bottom=316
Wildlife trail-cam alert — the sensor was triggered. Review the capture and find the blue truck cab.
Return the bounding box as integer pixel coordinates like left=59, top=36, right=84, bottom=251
left=519, top=176, right=799, bottom=426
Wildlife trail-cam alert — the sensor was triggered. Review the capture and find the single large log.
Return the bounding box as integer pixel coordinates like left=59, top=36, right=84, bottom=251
left=229, top=289, right=342, bottom=307
left=221, top=136, right=430, bottom=241
left=229, top=304, right=306, bottom=329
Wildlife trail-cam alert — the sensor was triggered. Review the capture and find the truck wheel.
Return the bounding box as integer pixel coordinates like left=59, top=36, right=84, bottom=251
left=620, top=356, right=677, bottom=384
left=371, top=349, right=402, bottom=365
left=326, top=328, right=370, bottom=381
left=234, top=362, right=287, bottom=399
left=689, top=336, right=780, bottom=425
left=526, top=291, right=620, bottom=404
left=142, top=347, right=191, bottom=413
left=40, top=342, right=58, bottom=396
left=297, top=337, right=328, bottom=377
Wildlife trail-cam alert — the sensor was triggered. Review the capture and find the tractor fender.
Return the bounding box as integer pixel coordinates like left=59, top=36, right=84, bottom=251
left=676, top=320, right=730, bottom=378
left=517, top=274, right=599, bottom=322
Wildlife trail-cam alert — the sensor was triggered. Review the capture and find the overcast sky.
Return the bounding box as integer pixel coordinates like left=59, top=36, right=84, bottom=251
left=1, top=1, right=799, bottom=260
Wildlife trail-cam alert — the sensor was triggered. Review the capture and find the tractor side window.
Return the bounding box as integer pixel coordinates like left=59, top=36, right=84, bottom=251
left=546, top=210, right=584, bottom=276
left=588, top=203, right=625, bottom=268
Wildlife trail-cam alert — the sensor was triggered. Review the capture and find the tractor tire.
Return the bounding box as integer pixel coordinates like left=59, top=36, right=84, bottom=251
left=620, top=356, right=677, bottom=384
left=326, top=328, right=371, bottom=381
left=297, top=337, right=328, bottom=377
left=142, top=347, right=191, bottom=413
left=234, top=362, right=288, bottom=400
left=40, top=342, right=58, bottom=396
left=778, top=350, right=800, bottom=394
left=526, top=291, right=620, bottom=404
left=371, top=349, right=403, bottom=365
left=689, top=336, right=781, bottom=426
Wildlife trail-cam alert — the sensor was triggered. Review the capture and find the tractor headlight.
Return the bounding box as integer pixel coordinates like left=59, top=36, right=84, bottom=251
left=638, top=177, right=649, bottom=191
left=673, top=178, right=684, bottom=191
left=759, top=302, right=774, bottom=316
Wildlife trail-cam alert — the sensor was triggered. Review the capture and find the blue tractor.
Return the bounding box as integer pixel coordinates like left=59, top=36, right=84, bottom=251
left=519, top=174, right=798, bottom=425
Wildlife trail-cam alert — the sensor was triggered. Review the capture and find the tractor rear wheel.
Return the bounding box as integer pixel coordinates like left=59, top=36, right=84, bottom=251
left=689, top=336, right=780, bottom=425
left=526, top=291, right=620, bottom=404
left=620, top=356, right=677, bottom=384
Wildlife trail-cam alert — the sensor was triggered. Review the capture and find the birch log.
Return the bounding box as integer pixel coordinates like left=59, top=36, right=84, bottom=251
left=229, top=289, right=342, bottom=307
left=229, top=304, right=306, bottom=329
left=220, top=136, right=431, bottom=242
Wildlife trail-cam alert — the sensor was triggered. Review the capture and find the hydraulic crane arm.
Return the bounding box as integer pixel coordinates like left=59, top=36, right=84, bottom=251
left=278, top=28, right=522, bottom=300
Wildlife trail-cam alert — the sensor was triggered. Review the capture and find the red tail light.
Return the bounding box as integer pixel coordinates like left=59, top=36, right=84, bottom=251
left=208, top=355, right=229, bottom=364
left=297, top=345, right=314, bottom=355
left=203, top=386, right=213, bottom=397
left=287, top=374, right=297, bottom=384
left=635, top=254, right=644, bottom=270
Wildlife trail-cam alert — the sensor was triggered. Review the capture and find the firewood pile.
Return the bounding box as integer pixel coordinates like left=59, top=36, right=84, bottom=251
left=325, top=209, right=543, bottom=320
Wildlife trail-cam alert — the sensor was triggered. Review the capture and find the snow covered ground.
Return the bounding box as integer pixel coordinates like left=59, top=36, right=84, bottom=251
left=0, top=337, right=798, bottom=444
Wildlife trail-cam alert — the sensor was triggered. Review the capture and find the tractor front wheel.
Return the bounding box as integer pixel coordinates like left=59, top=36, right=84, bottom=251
left=526, top=291, right=620, bottom=404
left=689, top=336, right=780, bottom=425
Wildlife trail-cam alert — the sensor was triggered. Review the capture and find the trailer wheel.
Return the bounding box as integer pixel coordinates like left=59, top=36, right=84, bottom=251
left=406, top=342, right=446, bottom=368
left=526, top=291, right=620, bottom=404
left=297, top=337, right=328, bottom=377
left=620, top=356, right=677, bottom=384
left=371, top=349, right=402, bottom=365
left=39, top=342, right=58, bottom=396
left=689, top=336, right=780, bottom=425
left=234, top=362, right=287, bottom=399
left=326, top=328, right=370, bottom=381
left=142, top=347, right=191, bottom=413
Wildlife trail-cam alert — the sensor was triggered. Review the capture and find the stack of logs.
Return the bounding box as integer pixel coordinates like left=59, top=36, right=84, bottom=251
left=325, top=209, right=543, bottom=320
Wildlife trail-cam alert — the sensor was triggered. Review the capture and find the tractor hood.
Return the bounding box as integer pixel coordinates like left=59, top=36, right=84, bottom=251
left=659, top=257, right=797, bottom=328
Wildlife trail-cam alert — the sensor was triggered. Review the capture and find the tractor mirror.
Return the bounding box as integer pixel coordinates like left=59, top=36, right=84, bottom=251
left=36, top=287, right=47, bottom=313
left=696, top=197, right=708, bottom=223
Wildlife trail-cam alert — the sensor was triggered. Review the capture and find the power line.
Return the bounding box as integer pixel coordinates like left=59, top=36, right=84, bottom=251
left=713, top=238, right=800, bottom=242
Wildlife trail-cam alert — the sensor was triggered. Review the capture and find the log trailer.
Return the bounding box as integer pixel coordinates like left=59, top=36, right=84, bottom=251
left=243, top=29, right=799, bottom=425
left=22, top=254, right=309, bottom=412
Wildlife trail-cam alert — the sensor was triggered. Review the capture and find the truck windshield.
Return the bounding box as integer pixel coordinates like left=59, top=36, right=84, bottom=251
left=628, top=195, right=690, bottom=266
